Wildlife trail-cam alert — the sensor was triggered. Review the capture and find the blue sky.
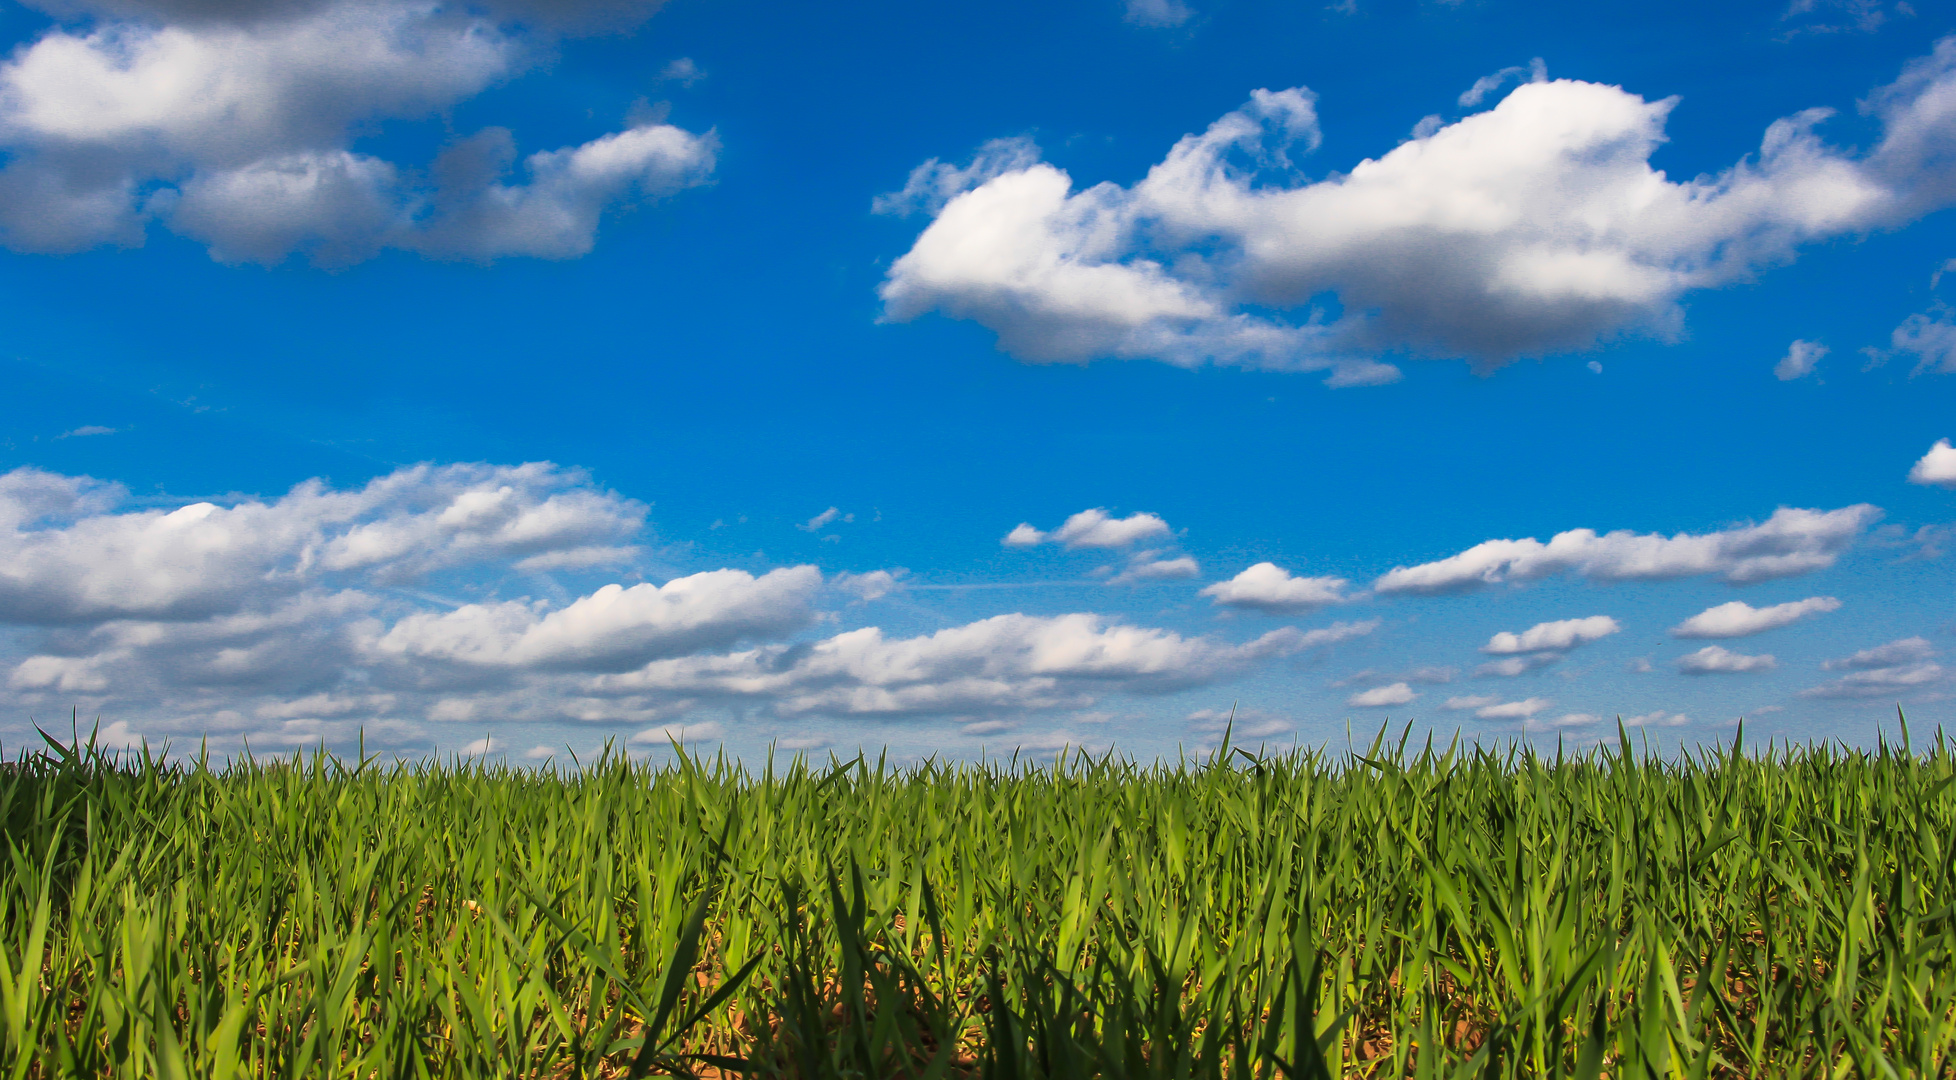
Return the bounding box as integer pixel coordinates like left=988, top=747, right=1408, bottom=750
left=1, top=0, right=1953, bottom=761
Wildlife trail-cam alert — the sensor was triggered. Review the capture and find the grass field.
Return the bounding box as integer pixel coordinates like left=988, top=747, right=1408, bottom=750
left=2, top=721, right=1953, bottom=1078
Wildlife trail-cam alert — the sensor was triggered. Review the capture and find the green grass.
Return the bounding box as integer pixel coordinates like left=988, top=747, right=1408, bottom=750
left=2, top=720, right=1953, bottom=1078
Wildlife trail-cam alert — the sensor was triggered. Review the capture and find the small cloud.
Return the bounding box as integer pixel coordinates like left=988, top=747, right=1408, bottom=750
left=1410, top=114, right=1444, bottom=140
left=1458, top=57, right=1546, bottom=108
left=1482, top=615, right=1619, bottom=654
left=1003, top=523, right=1045, bottom=547
left=961, top=719, right=1014, bottom=736
left=1004, top=508, right=1172, bottom=549
left=1587, top=361, right=1603, bottom=374
left=1908, top=438, right=1956, bottom=486
left=1347, top=682, right=1415, bottom=707
left=776, top=733, right=831, bottom=751
left=524, top=744, right=556, bottom=759
left=659, top=57, right=705, bottom=86
left=1442, top=694, right=1500, bottom=710
left=57, top=425, right=116, bottom=439
left=798, top=507, right=842, bottom=532
left=1628, top=656, right=1654, bottom=673
left=1825, top=636, right=1935, bottom=670
left=1622, top=710, right=1688, bottom=727
left=514, top=545, right=640, bottom=572
left=1532, top=712, right=1602, bottom=730
left=1200, top=562, right=1352, bottom=613
left=1802, top=661, right=1944, bottom=698
left=1778, top=0, right=1912, bottom=37
left=1123, top=0, right=1194, bottom=28
left=1109, top=551, right=1200, bottom=585
left=1187, top=707, right=1291, bottom=739
left=459, top=736, right=499, bottom=756
left=833, top=569, right=904, bottom=601
left=1678, top=645, right=1777, bottom=674
left=1672, top=597, right=1840, bottom=638
left=1475, top=653, right=1563, bottom=677
left=1775, top=339, right=1827, bottom=380
left=631, top=721, right=724, bottom=744
left=1476, top=697, right=1551, bottom=720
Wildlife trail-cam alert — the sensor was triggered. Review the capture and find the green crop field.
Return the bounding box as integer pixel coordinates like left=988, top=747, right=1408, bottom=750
left=2, top=722, right=1953, bottom=1079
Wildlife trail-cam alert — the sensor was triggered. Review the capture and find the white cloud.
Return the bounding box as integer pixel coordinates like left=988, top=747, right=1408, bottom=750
left=881, top=41, right=1956, bottom=378
left=1804, top=637, right=1943, bottom=701
left=0, top=463, right=1392, bottom=748
left=631, top=720, right=724, bottom=744
left=459, top=735, right=500, bottom=756
left=874, top=136, right=1041, bottom=217
left=1908, top=439, right=1956, bottom=486
left=1476, top=697, right=1550, bottom=719
left=832, top=569, right=902, bottom=601
left=798, top=507, right=843, bottom=531
left=592, top=613, right=1354, bottom=717
left=1332, top=665, right=1453, bottom=688
left=1678, top=645, right=1777, bottom=674
left=1475, top=653, right=1562, bottom=677
left=57, top=425, right=115, bottom=438
left=0, top=0, right=713, bottom=264
left=1002, top=523, right=1044, bottom=547
left=367, top=567, right=822, bottom=672
left=658, top=57, right=704, bottom=87
left=1200, top=562, right=1352, bottom=613
left=1890, top=305, right=1956, bottom=374
left=1107, top=551, right=1200, bottom=585
left=1347, top=682, right=1415, bottom=707
left=1374, top=504, right=1879, bottom=594
left=1123, top=0, right=1194, bottom=28
left=1481, top=615, right=1619, bottom=654
left=1780, top=0, right=1912, bottom=37
left=1533, top=712, right=1601, bottom=730
left=1672, top=596, right=1840, bottom=638
left=1458, top=58, right=1546, bottom=108
left=1802, top=661, right=1945, bottom=698
left=1187, top=707, right=1291, bottom=739
left=0, top=462, right=644, bottom=624
left=1003, top=508, right=1172, bottom=549
left=1442, top=694, right=1499, bottom=710
left=1825, top=636, right=1936, bottom=670
left=1775, top=339, right=1828, bottom=380
left=1623, top=710, right=1688, bottom=727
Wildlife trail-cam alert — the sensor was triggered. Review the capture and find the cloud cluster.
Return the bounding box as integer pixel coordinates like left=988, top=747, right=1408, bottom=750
left=0, top=0, right=714, bottom=264
left=880, top=39, right=1956, bottom=380
left=1671, top=596, right=1839, bottom=638
left=1004, top=508, right=1201, bottom=586
left=0, top=461, right=644, bottom=623
left=589, top=615, right=1375, bottom=717
left=1802, top=636, right=1944, bottom=698
left=1373, top=505, right=1878, bottom=595
left=0, top=465, right=1376, bottom=752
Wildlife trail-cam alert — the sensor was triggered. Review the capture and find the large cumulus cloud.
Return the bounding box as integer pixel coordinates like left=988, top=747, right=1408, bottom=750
left=879, top=40, right=1956, bottom=382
